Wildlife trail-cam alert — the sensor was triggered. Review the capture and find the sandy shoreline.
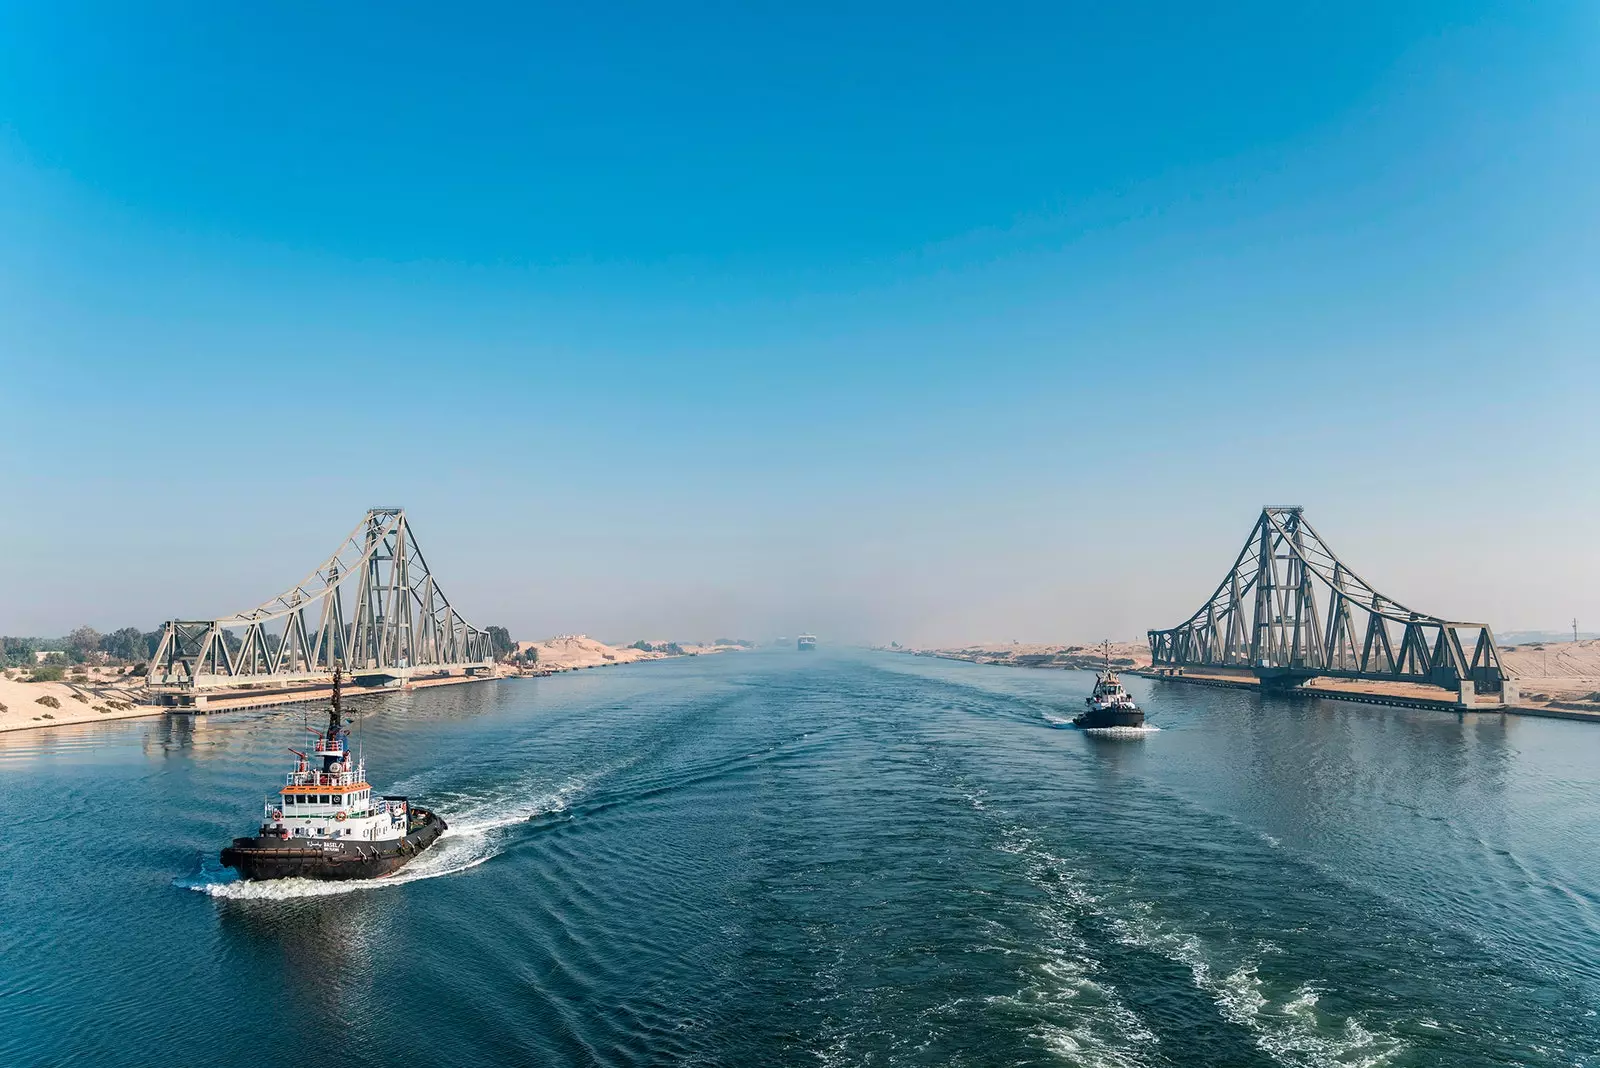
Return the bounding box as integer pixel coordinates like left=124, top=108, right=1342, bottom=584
left=1, top=634, right=744, bottom=735
left=0, top=672, right=164, bottom=734
left=883, top=640, right=1153, bottom=671
left=506, top=634, right=742, bottom=675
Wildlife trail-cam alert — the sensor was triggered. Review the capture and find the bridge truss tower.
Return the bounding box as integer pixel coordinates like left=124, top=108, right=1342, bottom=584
left=1148, top=507, right=1504, bottom=694
left=147, top=508, right=493, bottom=690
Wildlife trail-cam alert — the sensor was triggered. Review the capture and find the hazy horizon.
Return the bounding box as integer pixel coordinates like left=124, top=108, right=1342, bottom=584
left=3, top=5, right=1595, bottom=646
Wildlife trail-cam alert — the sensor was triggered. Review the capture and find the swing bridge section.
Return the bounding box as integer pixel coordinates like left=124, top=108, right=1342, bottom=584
left=147, top=508, right=494, bottom=693
left=1148, top=507, right=1507, bottom=702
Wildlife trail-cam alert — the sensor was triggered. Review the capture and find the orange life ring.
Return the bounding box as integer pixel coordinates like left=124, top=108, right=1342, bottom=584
left=335, top=810, right=348, bottom=822
left=272, top=808, right=283, bottom=820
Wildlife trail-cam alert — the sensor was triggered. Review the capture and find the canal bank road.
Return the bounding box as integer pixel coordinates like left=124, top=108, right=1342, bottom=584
left=2, top=648, right=1598, bottom=1066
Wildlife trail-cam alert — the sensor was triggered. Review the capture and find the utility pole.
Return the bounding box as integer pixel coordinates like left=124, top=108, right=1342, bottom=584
left=1575, top=618, right=1580, bottom=644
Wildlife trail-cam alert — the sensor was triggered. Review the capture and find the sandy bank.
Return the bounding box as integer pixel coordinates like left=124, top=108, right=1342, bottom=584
left=1498, top=638, right=1600, bottom=712
left=508, top=635, right=744, bottom=675
left=0, top=673, right=163, bottom=734
left=884, top=640, right=1152, bottom=671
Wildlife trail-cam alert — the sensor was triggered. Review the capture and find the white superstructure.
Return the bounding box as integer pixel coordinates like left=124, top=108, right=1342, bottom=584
left=254, top=675, right=411, bottom=846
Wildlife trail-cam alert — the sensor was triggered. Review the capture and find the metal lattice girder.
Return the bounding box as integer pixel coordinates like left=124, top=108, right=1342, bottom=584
left=1147, top=507, right=1504, bottom=692
left=147, top=509, right=493, bottom=689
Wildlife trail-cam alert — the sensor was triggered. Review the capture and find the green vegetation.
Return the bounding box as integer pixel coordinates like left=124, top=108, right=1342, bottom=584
left=29, top=664, right=65, bottom=683
left=3, top=626, right=164, bottom=669
left=67, top=626, right=102, bottom=661
left=100, top=627, right=155, bottom=662
left=1, top=636, right=37, bottom=668
left=486, top=625, right=515, bottom=659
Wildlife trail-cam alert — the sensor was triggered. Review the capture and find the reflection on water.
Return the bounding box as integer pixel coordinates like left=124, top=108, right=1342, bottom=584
left=2, top=651, right=1598, bottom=1068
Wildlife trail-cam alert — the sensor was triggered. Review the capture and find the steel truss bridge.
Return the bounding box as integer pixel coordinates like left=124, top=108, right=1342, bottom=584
left=1148, top=507, right=1505, bottom=696
left=148, top=508, right=493, bottom=691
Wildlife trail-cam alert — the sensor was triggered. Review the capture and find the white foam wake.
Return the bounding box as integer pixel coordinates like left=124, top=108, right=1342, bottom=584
left=980, top=808, right=1405, bottom=1068
left=1042, top=713, right=1161, bottom=735
left=1078, top=724, right=1161, bottom=737
left=180, top=774, right=590, bottom=901
left=1103, top=900, right=1406, bottom=1068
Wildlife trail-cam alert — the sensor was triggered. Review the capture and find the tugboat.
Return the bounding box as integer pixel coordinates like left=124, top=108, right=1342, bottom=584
left=220, top=671, right=446, bottom=881
left=1074, top=643, right=1146, bottom=731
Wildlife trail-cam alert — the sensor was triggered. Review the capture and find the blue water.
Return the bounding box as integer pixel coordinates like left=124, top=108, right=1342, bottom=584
left=2, top=649, right=1598, bottom=1067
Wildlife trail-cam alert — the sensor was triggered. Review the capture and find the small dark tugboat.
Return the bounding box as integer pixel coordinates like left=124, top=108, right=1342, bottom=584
left=220, top=671, right=445, bottom=881
left=1074, top=643, right=1146, bottom=732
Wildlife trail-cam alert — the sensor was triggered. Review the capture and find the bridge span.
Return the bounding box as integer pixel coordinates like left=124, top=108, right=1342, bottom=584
left=1148, top=507, right=1507, bottom=705
left=147, top=508, right=494, bottom=696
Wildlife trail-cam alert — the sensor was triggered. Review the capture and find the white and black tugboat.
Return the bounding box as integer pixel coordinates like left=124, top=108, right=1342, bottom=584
left=220, top=671, right=445, bottom=881
left=1074, top=643, right=1146, bottom=731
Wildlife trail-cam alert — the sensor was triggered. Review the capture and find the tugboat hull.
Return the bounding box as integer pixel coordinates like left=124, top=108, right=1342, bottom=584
left=1074, top=708, right=1146, bottom=730
left=221, top=809, right=446, bottom=882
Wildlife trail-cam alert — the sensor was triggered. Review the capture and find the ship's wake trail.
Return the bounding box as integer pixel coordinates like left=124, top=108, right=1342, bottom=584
left=177, top=774, right=590, bottom=900
left=1042, top=711, right=1161, bottom=735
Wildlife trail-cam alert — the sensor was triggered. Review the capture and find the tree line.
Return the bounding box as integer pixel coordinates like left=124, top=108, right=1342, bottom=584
left=2, top=626, right=162, bottom=669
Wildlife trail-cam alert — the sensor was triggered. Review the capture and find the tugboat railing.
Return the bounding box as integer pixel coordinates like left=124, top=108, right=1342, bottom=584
left=282, top=768, right=366, bottom=788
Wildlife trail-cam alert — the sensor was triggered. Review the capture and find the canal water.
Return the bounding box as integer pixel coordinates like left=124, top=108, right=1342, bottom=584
left=3, top=650, right=1597, bottom=1067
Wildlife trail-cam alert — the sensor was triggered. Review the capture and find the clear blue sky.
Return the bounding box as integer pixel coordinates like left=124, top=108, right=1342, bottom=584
left=1, top=2, right=1595, bottom=644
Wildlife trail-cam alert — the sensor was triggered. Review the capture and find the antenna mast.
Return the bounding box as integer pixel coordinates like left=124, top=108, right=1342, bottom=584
left=328, top=667, right=343, bottom=738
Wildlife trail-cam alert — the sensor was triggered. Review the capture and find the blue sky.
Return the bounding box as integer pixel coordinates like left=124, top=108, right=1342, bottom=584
left=1, top=2, right=1595, bottom=644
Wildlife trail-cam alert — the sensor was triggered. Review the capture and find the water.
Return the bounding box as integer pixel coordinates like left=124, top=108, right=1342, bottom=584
left=3, top=650, right=1598, bottom=1067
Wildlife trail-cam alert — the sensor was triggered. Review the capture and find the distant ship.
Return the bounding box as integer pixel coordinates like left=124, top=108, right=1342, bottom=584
left=1073, top=643, right=1145, bottom=730
left=797, top=634, right=818, bottom=651
left=219, top=671, right=446, bottom=881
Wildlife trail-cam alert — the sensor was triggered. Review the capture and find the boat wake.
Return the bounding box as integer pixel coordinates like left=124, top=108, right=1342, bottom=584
left=178, top=773, right=590, bottom=901
left=1079, top=724, right=1161, bottom=738
left=995, top=822, right=1404, bottom=1067
left=1043, top=713, right=1160, bottom=736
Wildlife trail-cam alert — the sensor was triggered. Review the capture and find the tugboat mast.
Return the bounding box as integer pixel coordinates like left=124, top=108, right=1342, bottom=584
left=324, top=669, right=345, bottom=772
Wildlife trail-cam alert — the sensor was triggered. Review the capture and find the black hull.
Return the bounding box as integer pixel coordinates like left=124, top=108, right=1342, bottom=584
left=220, top=809, right=446, bottom=882
left=1074, top=709, right=1146, bottom=729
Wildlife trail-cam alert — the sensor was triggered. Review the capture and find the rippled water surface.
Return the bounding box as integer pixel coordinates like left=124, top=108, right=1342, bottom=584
left=3, top=650, right=1599, bottom=1067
